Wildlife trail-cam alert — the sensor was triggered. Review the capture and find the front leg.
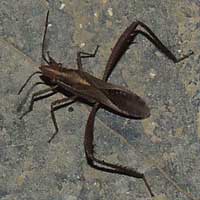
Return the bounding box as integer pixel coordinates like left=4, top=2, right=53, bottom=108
left=84, top=104, right=154, bottom=197
left=17, top=82, right=51, bottom=112
left=19, top=86, right=57, bottom=119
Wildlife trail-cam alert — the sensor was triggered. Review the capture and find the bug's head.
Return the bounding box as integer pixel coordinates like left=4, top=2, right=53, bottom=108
left=39, top=64, right=63, bottom=81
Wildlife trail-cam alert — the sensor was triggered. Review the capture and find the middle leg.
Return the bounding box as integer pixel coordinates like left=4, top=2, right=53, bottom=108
left=77, top=45, right=100, bottom=70
left=48, top=96, right=77, bottom=143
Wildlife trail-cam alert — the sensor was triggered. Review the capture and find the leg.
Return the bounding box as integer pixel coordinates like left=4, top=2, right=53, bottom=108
left=77, top=45, right=100, bottom=70
left=103, top=21, right=193, bottom=81
left=20, top=86, right=57, bottom=119
left=17, top=72, right=42, bottom=95
left=17, top=82, right=53, bottom=112
left=129, top=21, right=193, bottom=63
left=48, top=96, right=77, bottom=143
left=84, top=104, right=154, bottom=197
left=133, top=29, right=193, bottom=63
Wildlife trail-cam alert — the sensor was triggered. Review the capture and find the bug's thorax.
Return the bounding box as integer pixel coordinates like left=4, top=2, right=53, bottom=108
left=39, top=64, right=91, bottom=86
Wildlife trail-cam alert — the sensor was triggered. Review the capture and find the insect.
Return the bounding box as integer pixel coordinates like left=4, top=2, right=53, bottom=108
left=18, top=11, right=193, bottom=197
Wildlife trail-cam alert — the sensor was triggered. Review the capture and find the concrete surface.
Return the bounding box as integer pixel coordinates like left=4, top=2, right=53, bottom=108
left=0, top=0, right=199, bottom=200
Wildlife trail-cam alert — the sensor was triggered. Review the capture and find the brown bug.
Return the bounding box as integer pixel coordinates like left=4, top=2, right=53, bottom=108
left=18, top=11, right=193, bottom=197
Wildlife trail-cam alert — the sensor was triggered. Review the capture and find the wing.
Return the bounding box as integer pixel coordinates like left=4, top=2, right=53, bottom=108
left=80, top=71, right=150, bottom=119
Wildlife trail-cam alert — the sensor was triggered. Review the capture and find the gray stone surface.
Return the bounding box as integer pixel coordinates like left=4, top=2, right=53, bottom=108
left=0, top=0, right=199, bottom=200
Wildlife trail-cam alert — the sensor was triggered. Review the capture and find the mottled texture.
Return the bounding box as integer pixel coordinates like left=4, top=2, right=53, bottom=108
left=0, top=0, right=199, bottom=200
